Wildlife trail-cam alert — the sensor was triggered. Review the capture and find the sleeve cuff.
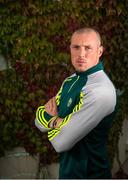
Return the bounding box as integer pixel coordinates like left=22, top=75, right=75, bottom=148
left=36, top=105, right=57, bottom=129
left=44, top=111, right=54, bottom=122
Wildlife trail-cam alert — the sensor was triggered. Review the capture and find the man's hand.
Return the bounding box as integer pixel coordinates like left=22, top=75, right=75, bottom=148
left=45, top=97, right=58, bottom=116
left=49, top=117, right=63, bottom=129
left=54, top=117, right=63, bottom=128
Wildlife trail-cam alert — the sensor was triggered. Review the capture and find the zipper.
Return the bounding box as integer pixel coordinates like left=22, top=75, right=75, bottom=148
left=67, top=76, right=80, bottom=93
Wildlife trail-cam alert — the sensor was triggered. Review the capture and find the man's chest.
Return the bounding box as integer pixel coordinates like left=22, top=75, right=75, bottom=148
left=58, top=76, right=86, bottom=117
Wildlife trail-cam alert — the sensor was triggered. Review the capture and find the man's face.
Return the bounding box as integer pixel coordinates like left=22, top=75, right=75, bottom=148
left=70, top=32, right=103, bottom=72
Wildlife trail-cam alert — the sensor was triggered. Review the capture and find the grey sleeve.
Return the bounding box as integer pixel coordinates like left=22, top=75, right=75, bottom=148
left=35, top=118, right=48, bottom=132
left=49, top=86, right=116, bottom=153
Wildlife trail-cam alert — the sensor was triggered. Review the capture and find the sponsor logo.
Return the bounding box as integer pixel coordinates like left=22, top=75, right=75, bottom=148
left=67, top=98, right=72, bottom=107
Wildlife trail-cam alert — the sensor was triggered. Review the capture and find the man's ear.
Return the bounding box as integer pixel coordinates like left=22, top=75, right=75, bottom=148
left=98, top=46, right=104, bottom=57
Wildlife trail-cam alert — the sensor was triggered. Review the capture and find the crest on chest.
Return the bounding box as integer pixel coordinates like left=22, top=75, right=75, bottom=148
left=67, top=98, right=73, bottom=107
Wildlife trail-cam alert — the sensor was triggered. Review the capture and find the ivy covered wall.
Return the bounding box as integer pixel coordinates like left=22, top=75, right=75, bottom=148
left=0, top=0, right=128, bottom=167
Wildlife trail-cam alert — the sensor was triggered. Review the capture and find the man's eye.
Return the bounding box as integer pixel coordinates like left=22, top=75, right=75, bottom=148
left=72, top=46, right=79, bottom=49
left=85, top=47, right=91, bottom=50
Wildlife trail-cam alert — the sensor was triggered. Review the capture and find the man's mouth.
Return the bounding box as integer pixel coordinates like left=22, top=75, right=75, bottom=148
left=77, top=59, right=86, bottom=64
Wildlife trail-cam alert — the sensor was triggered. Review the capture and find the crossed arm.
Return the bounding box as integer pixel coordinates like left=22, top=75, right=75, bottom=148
left=44, top=97, right=63, bottom=128
left=35, top=87, right=116, bottom=152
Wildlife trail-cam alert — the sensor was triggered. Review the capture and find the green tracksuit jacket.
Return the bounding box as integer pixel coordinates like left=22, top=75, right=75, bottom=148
left=35, top=62, right=117, bottom=179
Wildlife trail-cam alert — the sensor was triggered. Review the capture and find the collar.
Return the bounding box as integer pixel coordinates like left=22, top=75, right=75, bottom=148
left=76, top=61, right=104, bottom=77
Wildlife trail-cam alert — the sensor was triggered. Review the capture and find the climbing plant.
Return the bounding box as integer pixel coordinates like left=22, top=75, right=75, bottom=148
left=0, top=0, right=128, bottom=170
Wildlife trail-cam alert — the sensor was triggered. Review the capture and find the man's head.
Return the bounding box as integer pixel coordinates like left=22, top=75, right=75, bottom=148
left=70, top=27, right=103, bottom=72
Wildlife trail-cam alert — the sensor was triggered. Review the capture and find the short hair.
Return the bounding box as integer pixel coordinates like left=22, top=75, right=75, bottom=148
left=71, top=27, right=102, bottom=46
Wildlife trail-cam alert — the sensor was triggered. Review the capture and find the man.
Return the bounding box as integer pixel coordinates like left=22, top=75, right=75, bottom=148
left=35, top=27, right=117, bottom=179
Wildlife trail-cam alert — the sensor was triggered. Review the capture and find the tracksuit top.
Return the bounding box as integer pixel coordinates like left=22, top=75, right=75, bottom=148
left=35, top=62, right=117, bottom=179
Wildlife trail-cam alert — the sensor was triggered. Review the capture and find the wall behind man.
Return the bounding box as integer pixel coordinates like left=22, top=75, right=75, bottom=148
left=0, top=0, right=128, bottom=170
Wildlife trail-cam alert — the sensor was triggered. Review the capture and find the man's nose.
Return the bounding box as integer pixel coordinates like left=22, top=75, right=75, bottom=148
left=79, top=47, right=85, bottom=58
